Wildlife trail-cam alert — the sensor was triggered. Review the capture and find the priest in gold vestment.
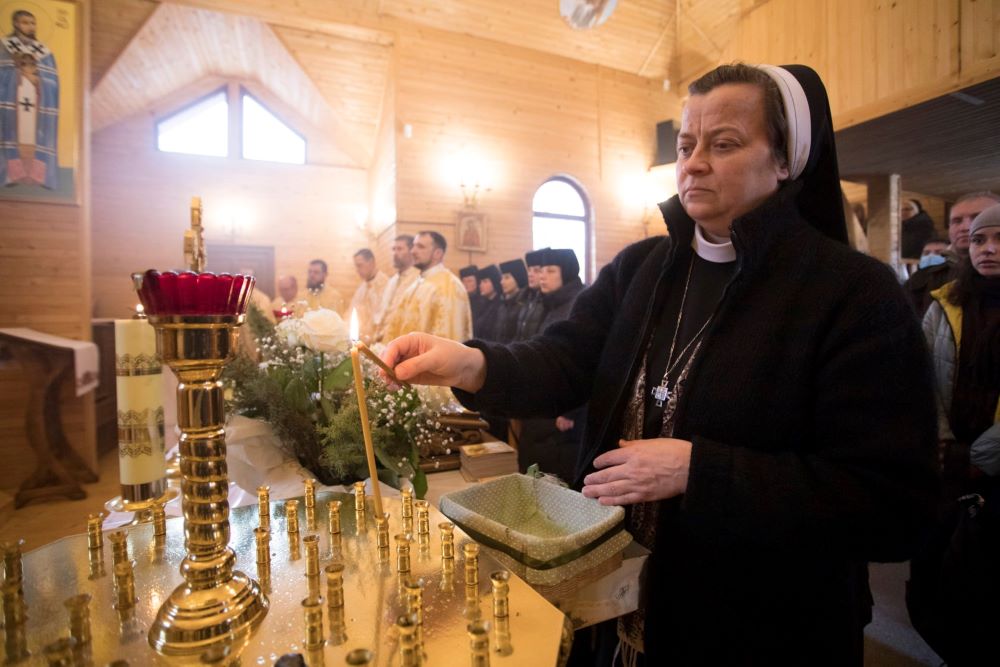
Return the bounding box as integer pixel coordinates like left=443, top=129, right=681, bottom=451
left=349, top=248, right=388, bottom=343
left=375, top=235, right=420, bottom=342
left=380, top=231, right=472, bottom=342
left=300, top=259, right=345, bottom=313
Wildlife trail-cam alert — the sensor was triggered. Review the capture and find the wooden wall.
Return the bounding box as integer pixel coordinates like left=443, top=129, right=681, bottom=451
left=718, top=0, right=999, bottom=129
left=392, top=23, right=678, bottom=280
left=0, top=1, right=95, bottom=502
left=91, top=115, right=371, bottom=318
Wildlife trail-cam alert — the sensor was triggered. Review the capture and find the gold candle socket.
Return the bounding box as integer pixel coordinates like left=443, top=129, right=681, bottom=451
left=152, top=502, right=167, bottom=537
left=325, top=562, right=345, bottom=609
left=2, top=582, right=27, bottom=627
left=327, top=500, right=342, bottom=535
left=401, top=487, right=414, bottom=533
left=346, top=648, right=375, bottom=665
left=329, top=605, right=348, bottom=646
left=2, top=539, right=25, bottom=584
left=113, top=560, right=136, bottom=610
left=108, top=530, right=129, bottom=569
left=304, top=534, right=321, bottom=577
left=415, top=500, right=430, bottom=540
left=254, top=527, right=270, bottom=566
left=440, top=522, right=455, bottom=560
left=142, top=310, right=268, bottom=659
left=42, top=636, right=76, bottom=666
left=468, top=620, right=491, bottom=667
left=87, top=513, right=105, bottom=550
left=397, top=612, right=420, bottom=667
left=353, top=482, right=367, bottom=523
left=257, top=485, right=270, bottom=530
left=490, top=571, right=510, bottom=618
left=65, top=593, right=92, bottom=647
left=376, top=515, right=390, bottom=549
left=464, top=542, right=480, bottom=586
left=286, top=499, right=300, bottom=535
left=303, top=478, right=316, bottom=508
left=396, top=534, right=411, bottom=574
left=302, top=597, right=324, bottom=650
left=403, top=577, right=425, bottom=647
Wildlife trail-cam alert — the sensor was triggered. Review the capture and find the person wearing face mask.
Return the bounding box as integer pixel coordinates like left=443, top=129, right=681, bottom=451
left=382, top=64, right=938, bottom=666
left=905, top=191, right=1000, bottom=316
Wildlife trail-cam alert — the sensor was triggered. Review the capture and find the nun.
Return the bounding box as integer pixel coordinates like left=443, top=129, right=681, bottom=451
left=384, top=63, right=939, bottom=666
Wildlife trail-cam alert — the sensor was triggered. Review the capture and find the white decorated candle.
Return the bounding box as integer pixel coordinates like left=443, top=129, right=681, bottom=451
left=114, top=319, right=166, bottom=488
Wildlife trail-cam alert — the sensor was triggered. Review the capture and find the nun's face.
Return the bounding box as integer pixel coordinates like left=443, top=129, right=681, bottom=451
left=677, top=83, right=789, bottom=237
left=539, top=266, right=563, bottom=294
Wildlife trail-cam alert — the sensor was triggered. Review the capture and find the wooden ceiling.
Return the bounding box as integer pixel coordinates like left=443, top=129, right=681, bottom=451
left=836, top=77, right=1000, bottom=202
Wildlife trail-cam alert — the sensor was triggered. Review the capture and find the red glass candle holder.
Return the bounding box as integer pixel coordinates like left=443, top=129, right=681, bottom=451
left=132, top=270, right=255, bottom=316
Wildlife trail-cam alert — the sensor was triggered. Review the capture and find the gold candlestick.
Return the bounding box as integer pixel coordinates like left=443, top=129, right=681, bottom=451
left=257, top=486, right=271, bottom=530
left=303, top=478, right=316, bottom=508
left=396, top=533, right=411, bottom=574
left=397, top=612, right=420, bottom=667
left=441, top=557, right=456, bottom=593
left=304, top=534, right=321, bottom=578
left=349, top=309, right=384, bottom=519
left=440, top=522, right=456, bottom=560
left=2, top=539, right=24, bottom=585
left=42, top=636, right=76, bottom=666
left=108, top=530, right=129, bottom=569
left=464, top=542, right=480, bottom=586
left=329, top=605, right=348, bottom=646
left=353, top=481, right=367, bottom=527
left=286, top=499, right=300, bottom=536
left=490, top=571, right=510, bottom=618
left=254, top=527, right=270, bottom=567
left=65, top=593, right=92, bottom=648
left=87, top=513, right=104, bottom=550
left=134, top=269, right=267, bottom=660
left=415, top=500, right=430, bottom=543
left=152, top=502, right=167, bottom=538
left=325, top=562, right=345, bottom=609
left=401, top=487, right=414, bottom=520
left=327, top=500, right=342, bottom=535
left=302, top=596, right=325, bottom=650
left=113, top=560, right=136, bottom=611
left=376, top=514, right=390, bottom=550
left=468, top=619, right=491, bottom=667
left=403, top=577, right=425, bottom=647
left=2, top=582, right=26, bottom=627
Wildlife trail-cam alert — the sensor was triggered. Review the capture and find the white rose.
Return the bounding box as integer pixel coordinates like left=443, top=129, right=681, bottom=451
left=299, top=308, right=350, bottom=353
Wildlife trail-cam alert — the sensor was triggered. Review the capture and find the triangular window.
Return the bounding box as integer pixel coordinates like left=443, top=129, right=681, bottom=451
left=156, top=90, right=228, bottom=158
left=242, top=94, right=306, bottom=165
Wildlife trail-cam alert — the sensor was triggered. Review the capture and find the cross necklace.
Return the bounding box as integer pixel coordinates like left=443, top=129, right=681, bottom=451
left=651, top=256, right=716, bottom=408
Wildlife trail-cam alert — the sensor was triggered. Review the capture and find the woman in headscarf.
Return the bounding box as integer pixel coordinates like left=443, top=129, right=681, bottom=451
left=384, top=63, right=938, bottom=666
left=472, top=264, right=504, bottom=341
left=908, top=205, right=1000, bottom=666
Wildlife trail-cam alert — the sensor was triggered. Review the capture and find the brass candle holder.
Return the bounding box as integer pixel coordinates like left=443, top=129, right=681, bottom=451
left=108, top=530, right=129, bottom=569
left=286, top=499, right=301, bottom=536
left=346, top=648, right=375, bottom=665
left=113, top=560, right=136, bottom=611
left=464, top=542, right=480, bottom=586
left=353, top=481, right=367, bottom=526
left=327, top=500, right=342, bottom=535
left=65, top=593, right=93, bottom=648
left=396, top=533, right=411, bottom=574
left=397, top=612, right=420, bottom=667
left=254, top=527, right=271, bottom=568
left=303, top=478, right=316, bottom=508
left=257, top=485, right=270, bottom=530
left=440, top=522, right=455, bottom=560
left=2, top=539, right=25, bottom=585
left=152, top=501, right=167, bottom=538
left=302, top=596, right=325, bottom=650
left=400, top=487, right=414, bottom=534
left=376, top=514, right=390, bottom=550
left=415, top=500, right=430, bottom=543
left=490, top=570, right=510, bottom=618
left=133, top=269, right=267, bottom=660
left=325, top=562, right=345, bottom=610
left=303, top=534, right=321, bottom=578
left=87, top=513, right=105, bottom=550
left=468, top=619, right=491, bottom=667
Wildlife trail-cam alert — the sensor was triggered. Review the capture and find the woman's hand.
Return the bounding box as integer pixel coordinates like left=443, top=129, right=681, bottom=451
left=581, top=438, right=693, bottom=505
left=381, top=332, right=487, bottom=393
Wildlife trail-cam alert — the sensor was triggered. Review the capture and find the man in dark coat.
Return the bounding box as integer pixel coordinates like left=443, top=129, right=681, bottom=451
left=901, top=198, right=937, bottom=260
left=497, top=258, right=529, bottom=342
left=514, top=248, right=547, bottom=340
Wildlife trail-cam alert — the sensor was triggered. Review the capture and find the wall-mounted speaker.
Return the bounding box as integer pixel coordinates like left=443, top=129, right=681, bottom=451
left=654, top=120, right=677, bottom=166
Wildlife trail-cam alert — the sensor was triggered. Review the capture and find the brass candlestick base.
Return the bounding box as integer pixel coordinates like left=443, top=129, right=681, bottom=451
left=143, top=314, right=268, bottom=660
left=104, top=487, right=179, bottom=526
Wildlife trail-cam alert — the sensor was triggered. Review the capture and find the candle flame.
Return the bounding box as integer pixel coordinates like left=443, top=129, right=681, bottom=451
left=349, top=308, right=360, bottom=342
left=135, top=304, right=144, bottom=314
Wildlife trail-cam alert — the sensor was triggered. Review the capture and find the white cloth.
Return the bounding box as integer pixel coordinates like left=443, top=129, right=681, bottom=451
left=0, top=327, right=98, bottom=396
left=760, top=64, right=811, bottom=180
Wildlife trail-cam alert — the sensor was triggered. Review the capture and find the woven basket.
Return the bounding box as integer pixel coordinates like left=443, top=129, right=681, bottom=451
left=438, top=474, right=632, bottom=587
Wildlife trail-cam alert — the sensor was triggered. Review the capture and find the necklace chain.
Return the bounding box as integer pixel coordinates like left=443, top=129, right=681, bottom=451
left=651, top=256, right=716, bottom=407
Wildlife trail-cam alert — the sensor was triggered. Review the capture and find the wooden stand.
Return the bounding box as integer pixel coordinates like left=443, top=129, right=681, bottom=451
left=0, top=332, right=98, bottom=508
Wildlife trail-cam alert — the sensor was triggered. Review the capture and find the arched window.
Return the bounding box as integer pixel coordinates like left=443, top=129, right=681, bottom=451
left=532, top=177, right=589, bottom=280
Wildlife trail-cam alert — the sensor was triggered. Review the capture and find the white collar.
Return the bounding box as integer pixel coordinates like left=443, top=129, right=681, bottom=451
left=692, top=225, right=736, bottom=263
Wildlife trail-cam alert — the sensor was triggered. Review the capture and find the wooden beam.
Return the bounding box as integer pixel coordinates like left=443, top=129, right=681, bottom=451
left=156, top=0, right=395, bottom=45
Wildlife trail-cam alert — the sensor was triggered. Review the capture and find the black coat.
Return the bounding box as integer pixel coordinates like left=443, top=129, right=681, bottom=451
left=902, top=211, right=937, bottom=259
left=514, top=288, right=545, bottom=340
left=473, top=294, right=503, bottom=341
left=456, top=182, right=939, bottom=665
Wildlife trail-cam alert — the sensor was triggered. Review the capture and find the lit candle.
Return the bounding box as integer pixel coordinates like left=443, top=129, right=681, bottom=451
left=114, top=318, right=166, bottom=501
left=350, top=309, right=384, bottom=518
